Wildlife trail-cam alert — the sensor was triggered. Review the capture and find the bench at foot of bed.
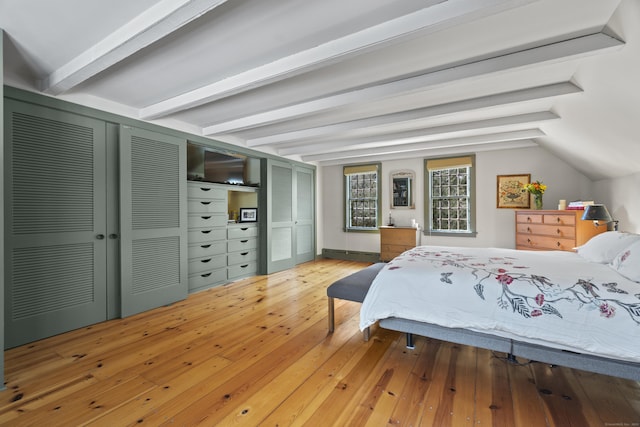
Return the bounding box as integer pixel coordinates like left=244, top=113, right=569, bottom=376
left=327, top=262, right=386, bottom=341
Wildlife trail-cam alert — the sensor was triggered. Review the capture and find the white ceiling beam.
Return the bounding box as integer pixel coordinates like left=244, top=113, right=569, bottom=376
left=140, top=0, right=537, bottom=120
left=249, top=82, right=579, bottom=146
left=315, top=139, right=538, bottom=166
left=41, top=0, right=230, bottom=95
left=301, top=129, right=544, bottom=162
left=203, top=31, right=622, bottom=136
left=277, top=111, right=559, bottom=156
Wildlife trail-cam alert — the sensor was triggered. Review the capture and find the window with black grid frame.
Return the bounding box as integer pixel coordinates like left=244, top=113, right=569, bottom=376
left=426, top=156, right=475, bottom=235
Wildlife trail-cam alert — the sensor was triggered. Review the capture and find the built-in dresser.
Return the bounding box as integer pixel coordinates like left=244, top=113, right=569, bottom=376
left=187, top=181, right=259, bottom=292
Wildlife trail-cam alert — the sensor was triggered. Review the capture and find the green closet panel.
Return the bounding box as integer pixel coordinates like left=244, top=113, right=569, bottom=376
left=4, top=100, right=108, bottom=348
left=264, top=160, right=316, bottom=273
left=119, top=126, right=188, bottom=317
left=295, top=166, right=315, bottom=264
left=266, top=160, right=295, bottom=273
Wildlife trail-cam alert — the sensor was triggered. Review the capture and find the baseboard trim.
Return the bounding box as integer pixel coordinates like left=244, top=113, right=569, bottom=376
left=321, top=248, right=380, bottom=263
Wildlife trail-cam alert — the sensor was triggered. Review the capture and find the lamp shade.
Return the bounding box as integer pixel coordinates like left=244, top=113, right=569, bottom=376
left=581, top=204, right=612, bottom=222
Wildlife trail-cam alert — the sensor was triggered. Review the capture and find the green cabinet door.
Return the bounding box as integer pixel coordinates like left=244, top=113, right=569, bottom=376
left=4, top=100, right=108, bottom=348
left=119, top=126, right=188, bottom=317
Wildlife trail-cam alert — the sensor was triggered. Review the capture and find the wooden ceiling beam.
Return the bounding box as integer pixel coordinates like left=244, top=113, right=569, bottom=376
left=140, top=0, right=534, bottom=120
left=41, top=0, right=230, bottom=95
left=277, top=111, right=559, bottom=156
left=301, top=129, right=544, bottom=162
left=248, top=82, right=579, bottom=146
left=203, top=31, right=621, bottom=136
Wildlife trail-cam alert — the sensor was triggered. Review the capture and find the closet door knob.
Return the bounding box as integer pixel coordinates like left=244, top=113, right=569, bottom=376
left=109, top=234, right=119, bottom=239
left=96, top=234, right=105, bottom=240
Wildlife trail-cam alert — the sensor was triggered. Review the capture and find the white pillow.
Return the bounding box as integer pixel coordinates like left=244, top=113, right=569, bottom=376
left=575, top=231, right=640, bottom=263
left=610, top=240, right=640, bottom=282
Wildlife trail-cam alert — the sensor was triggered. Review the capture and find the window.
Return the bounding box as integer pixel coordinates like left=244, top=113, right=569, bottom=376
left=344, top=163, right=381, bottom=231
left=425, top=155, right=475, bottom=236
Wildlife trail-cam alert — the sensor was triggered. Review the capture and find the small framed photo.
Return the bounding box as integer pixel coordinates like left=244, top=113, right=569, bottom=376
left=497, top=174, right=530, bottom=209
left=239, top=208, right=258, bottom=222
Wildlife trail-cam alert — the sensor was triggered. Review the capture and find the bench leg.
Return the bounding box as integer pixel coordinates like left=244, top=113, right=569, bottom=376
left=363, top=326, right=370, bottom=342
left=328, top=297, right=335, bottom=333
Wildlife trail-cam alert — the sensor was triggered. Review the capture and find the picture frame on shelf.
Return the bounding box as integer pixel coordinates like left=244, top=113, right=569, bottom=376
left=497, top=174, right=530, bottom=209
left=239, top=208, right=258, bottom=222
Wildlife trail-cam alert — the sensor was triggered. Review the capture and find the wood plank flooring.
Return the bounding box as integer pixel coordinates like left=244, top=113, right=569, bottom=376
left=1, top=258, right=639, bottom=426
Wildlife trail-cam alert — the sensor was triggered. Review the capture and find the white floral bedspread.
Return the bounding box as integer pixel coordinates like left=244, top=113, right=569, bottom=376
left=360, top=246, right=640, bottom=363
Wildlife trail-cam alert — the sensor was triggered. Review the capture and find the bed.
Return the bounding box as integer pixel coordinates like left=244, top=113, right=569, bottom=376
left=360, top=232, right=640, bottom=380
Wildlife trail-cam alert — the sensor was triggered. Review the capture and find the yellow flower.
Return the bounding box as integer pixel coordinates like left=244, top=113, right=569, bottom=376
left=525, top=180, right=547, bottom=195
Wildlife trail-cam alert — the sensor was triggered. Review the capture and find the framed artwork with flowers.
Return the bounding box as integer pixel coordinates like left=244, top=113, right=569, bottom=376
left=496, top=174, right=530, bottom=208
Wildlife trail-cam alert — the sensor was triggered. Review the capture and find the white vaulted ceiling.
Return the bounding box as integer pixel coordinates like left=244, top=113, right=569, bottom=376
left=2, top=0, right=638, bottom=180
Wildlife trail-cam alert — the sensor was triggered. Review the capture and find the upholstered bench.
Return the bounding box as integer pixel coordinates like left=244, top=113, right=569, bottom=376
left=327, top=262, right=386, bottom=341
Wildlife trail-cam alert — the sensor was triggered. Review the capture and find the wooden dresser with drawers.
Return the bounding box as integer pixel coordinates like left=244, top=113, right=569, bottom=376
left=380, top=226, right=417, bottom=261
left=515, top=209, right=606, bottom=251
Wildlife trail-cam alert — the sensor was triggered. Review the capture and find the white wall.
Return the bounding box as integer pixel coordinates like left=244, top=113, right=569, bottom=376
left=593, top=172, right=640, bottom=233
left=320, top=146, right=597, bottom=253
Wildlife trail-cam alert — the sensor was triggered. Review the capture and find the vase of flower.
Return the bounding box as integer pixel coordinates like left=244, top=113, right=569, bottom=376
left=525, top=180, right=547, bottom=210
left=534, top=193, right=543, bottom=210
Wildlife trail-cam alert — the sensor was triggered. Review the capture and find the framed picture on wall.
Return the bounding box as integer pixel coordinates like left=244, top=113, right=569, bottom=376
left=497, top=174, right=530, bottom=208
left=239, top=208, right=258, bottom=222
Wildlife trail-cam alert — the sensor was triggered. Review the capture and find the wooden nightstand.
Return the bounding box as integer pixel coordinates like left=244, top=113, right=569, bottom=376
left=380, top=226, right=417, bottom=261
left=515, top=209, right=606, bottom=251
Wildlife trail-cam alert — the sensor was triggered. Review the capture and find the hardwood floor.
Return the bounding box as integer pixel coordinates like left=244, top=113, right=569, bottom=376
left=1, top=258, right=639, bottom=426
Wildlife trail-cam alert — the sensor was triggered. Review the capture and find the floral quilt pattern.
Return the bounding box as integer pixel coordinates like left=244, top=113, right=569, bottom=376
left=388, top=247, right=640, bottom=325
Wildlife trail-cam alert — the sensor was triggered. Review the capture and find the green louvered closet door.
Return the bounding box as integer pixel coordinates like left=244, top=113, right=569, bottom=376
left=119, top=126, right=187, bottom=317
left=4, top=100, right=108, bottom=348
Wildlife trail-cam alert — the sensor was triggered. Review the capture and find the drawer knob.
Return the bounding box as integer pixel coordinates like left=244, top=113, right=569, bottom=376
left=200, top=244, right=211, bottom=248
left=557, top=218, right=561, bottom=223
left=201, top=258, right=212, bottom=263
left=201, top=215, right=211, bottom=219
left=200, top=201, right=211, bottom=205
left=556, top=228, right=561, bottom=234
left=527, top=217, right=532, bottom=222
left=200, top=187, right=211, bottom=191
left=241, top=227, right=248, bottom=231
left=527, top=227, right=531, bottom=232
left=527, top=238, right=532, bottom=243
left=201, top=273, right=212, bottom=278
left=241, top=252, right=249, bottom=256
left=240, top=264, right=249, bottom=268
left=556, top=241, right=561, bottom=247
left=201, top=230, right=211, bottom=234
left=241, top=239, right=248, bottom=243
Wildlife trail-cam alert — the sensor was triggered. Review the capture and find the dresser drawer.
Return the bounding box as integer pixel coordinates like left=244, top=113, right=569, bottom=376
left=228, top=261, right=258, bottom=280
left=516, top=213, right=543, bottom=224
left=187, top=183, right=226, bottom=200
left=380, top=229, right=416, bottom=246
left=189, top=268, right=227, bottom=291
left=516, top=234, right=575, bottom=251
left=187, top=199, right=227, bottom=214
left=228, top=250, right=257, bottom=266
left=515, top=223, right=576, bottom=239
left=188, top=228, right=226, bottom=243
left=381, top=244, right=413, bottom=254
left=188, top=241, right=227, bottom=259
left=228, top=225, right=258, bottom=239
left=543, top=214, right=576, bottom=226
left=189, top=213, right=228, bottom=229
left=228, top=237, right=258, bottom=253
left=189, top=254, right=226, bottom=274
